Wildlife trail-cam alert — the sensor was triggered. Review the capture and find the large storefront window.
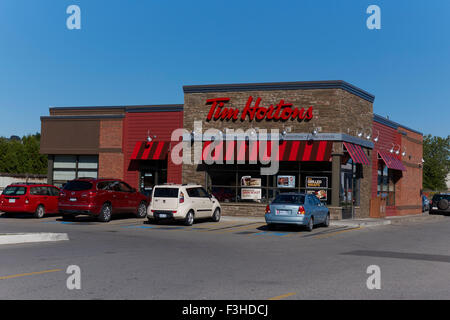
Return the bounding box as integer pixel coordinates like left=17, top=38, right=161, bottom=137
left=206, top=162, right=332, bottom=204
left=377, top=162, right=396, bottom=206
left=53, top=155, right=98, bottom=187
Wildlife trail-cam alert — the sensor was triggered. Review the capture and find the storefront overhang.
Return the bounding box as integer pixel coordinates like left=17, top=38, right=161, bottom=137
left=201, top=140, right=333, bottom=162
left=131, top=141, right=170, bottom=160
left=343, top=142, right=370, bottom=165
left=377, top=151, right=406, bottom=171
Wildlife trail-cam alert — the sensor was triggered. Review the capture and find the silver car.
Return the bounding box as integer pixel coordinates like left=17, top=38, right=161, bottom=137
left=265, top=193, right=330, bottom=231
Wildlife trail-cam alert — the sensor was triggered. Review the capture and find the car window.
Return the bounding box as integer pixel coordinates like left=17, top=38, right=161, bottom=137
left=109, top=181, right=121, bottom=192
left=199, top=188, right=210, bottom=198
left=272, top=194, right=305, bottom=204
left=97, top=181, right=112, bottom=190
left=64, top=181, right=93, bottom=191
left=30, top=187, right=48, bottom=196
left=119, top=182, right=134, bottom=193
left=432, top=194, right=450, bottom=202
left=186, top=188, right=199, bottom=197
left=153, top=188, right=179, bottom=198
left=2, top=186, right=27, bottom=196
left=50, top=187, right=60, bottom=196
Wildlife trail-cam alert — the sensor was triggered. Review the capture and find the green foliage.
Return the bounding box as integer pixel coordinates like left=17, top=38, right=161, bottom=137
left=423, top=134, right=450, bottom=191
left=0, top=133, right=47, bottom=175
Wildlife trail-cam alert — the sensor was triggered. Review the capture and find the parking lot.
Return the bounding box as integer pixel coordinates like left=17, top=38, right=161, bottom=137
left=1, top=212, right=449, bottom=300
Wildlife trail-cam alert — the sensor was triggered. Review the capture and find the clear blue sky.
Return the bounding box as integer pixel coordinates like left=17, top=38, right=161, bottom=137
left=0, top=0, right=448, bottom=137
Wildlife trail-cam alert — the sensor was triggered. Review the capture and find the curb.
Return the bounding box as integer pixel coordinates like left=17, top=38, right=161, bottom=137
left=0, top=233, right=69, bottom=245
left=331, top=220, right=391, bottom=227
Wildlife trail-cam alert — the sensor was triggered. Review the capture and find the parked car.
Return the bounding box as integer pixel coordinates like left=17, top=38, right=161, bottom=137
left=58, top=178, right=148, bottom=222
left=422, top=195, right=430, bottom=212
left=265, top=193, right=330, bottom=231
left=148, top=184, right=221, bottom=226
left=0, top=183, right=60, bottom=218
left=429, top=193, right=450, bottom=215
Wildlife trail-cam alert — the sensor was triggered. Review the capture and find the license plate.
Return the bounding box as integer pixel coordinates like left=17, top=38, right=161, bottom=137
left=432, top=207, right=437, bottom=210
left=276, top=209, right=289, bottom=215
left=159, top=214, right=167, bottom=218
left=70, top=198, right=77, bottom=202
left=8, top=199, right=16, bottom=203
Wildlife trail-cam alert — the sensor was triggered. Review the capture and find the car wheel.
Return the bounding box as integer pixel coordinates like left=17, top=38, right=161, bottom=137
left=211, top=208, right=221, bottom=222
left=184, top=210, right=194, bottom=226
left=306, top=216, right=314, bottom=232
left=135, top=201, right=147, bottom=218
left=323, top=213, right=330, bottom=227
left=98, top=203, right=112, bottom=222
left=34, top=205, right=45, bottom=219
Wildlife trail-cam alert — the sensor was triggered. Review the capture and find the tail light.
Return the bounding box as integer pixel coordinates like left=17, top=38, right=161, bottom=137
left=88, top=191, right=96, bottom=197
left=265, top=205, right=271, bottom=214
left=297, top=206, right=305, bottom=215
left=60, top=192, right=66, bottom=197
left=179, top=191, right=184, bottom=204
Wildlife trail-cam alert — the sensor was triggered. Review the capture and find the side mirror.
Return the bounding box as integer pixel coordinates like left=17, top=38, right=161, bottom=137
left=132, top=188, right=137, bottom=193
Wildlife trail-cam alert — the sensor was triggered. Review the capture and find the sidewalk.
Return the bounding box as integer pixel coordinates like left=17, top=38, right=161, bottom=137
left=222, top=212, right=447, bottom=227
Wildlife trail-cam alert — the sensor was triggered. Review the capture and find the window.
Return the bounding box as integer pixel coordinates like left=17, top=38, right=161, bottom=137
left=272, top=194, right=305, bottom=204
left=2, top=186, right=27, bottom=196
left=30, top=187, right=48, bottom=196
left=206, top=162, right=332, bottom=204
left=63, top=180, right=93, bottom=191
left=153, top=188, right=179, bottom=198
left=119, top=182, right=134, bottom=193
left=377, top=162, right=396, bottom=206
left=52, top=155, right=99, bottom=185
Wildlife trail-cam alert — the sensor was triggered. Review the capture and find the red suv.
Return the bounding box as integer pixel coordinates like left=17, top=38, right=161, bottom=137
left=0, top=183, right=60, bottom=218
left=58, top=178, right=148, bottom=222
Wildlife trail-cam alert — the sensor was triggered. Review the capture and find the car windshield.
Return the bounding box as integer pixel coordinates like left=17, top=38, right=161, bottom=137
left=153, top=188, right=179, bottom=198
left=272, top=194, right=305, bottom=204
left=432, top=194, right=450, bottom=201
left=2, top=186, right=27, bottom=196
left=63, top=181, right=93, bottom=191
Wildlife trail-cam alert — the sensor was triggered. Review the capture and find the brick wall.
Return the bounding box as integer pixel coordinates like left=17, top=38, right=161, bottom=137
left=98, top=119, right=124, bottom=180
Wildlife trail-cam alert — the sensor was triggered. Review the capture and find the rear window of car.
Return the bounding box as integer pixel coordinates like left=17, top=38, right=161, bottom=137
left=432, top=194, right=450, bottom=201
left=272, top=194, right=305, bottom=204
left=153, top=188, right=179, bottom=198
left=63, top=181, right=93, bottom=191
left=2, top=186, right=27, bottom=196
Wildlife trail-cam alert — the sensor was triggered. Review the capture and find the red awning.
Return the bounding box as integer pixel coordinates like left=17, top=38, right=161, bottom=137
left=343, top=142, right=370, bottom=165
left=378, top=151, right=406, bottom=171
left=201, top=140, right=333, bottom=162
left=131, top=141, right=170, bottom=160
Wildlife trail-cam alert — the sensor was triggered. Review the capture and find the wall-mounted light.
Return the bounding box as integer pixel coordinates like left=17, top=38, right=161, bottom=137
left=147, top=130, right=156, bottom=142
left=401, top=146, right=407, bottom=157
left=312, top=128, right=318, bottom=136
left=373, top=130, right=379, bottom=143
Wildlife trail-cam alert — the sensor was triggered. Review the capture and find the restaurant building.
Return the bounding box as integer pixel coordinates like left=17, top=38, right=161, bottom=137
left=40, top=80, right=423, bottom=219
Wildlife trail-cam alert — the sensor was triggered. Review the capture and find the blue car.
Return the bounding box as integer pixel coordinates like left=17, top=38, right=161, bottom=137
left=265, top=193, right=330, bottom=231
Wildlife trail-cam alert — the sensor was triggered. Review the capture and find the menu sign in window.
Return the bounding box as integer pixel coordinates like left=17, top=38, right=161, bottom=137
left=306, top=176, right=328, bottom=201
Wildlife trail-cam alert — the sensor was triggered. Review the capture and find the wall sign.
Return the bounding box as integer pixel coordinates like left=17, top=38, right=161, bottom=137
left=206, top=96, right=314, bottom=122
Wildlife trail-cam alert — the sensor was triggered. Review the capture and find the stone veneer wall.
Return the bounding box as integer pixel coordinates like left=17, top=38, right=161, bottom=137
left=182, top=86, right=373, bottom=219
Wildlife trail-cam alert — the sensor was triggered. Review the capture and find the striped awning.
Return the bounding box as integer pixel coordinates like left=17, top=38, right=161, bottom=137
left=131, top=141, right=170, bottom=160
left=202, top=140, right=333, bottom=162
left=343, top=142, right=370, bottom=165
left=378, top=151, right=406, bottom=171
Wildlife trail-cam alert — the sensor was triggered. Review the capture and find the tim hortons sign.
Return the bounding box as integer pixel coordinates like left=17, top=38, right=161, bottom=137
left=206, top=96, right=314, bottom=122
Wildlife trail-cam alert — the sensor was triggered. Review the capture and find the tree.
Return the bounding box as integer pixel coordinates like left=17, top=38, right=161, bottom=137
left=423, top=134, right=450, bottom=191
left=0, top=133, right=47, bottom=175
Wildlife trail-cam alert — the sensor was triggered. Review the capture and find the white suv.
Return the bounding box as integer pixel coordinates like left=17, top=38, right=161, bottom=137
left=147, top=184, right=221, bottom=226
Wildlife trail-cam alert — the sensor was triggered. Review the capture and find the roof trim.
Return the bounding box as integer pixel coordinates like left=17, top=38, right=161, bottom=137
left=183, top=80, right=375, bottom=103
left=41, top=115, right=125, bottom=120
left=49, top=104, right=184, bottom=112
left=373, top=114, right=423, bottom=135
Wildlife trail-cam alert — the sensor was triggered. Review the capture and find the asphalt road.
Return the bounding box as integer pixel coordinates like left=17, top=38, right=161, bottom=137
left=0, top=212, right=449, bottom=300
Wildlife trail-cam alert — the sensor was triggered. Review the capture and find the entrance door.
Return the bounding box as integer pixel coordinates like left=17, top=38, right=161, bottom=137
left=140, top=171, right=156, bottom=198
left=341, top=162, right=354, bottom=220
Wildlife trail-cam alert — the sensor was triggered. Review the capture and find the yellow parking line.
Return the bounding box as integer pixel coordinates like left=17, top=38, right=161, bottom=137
left=313, top=227, right=361, bottom=239
left=0, top=269, right=62, bottom=280
left=268, top=292, right=296, bottom=300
